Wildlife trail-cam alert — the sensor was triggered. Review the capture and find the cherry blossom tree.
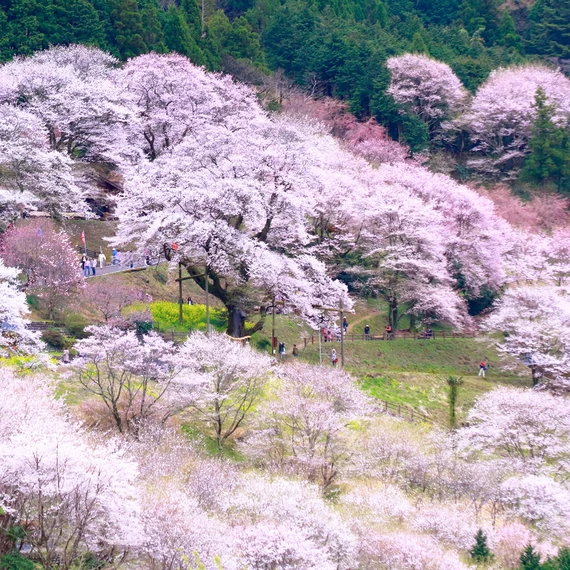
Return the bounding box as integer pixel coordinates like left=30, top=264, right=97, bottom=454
left=84, top=279, right=139, bottom=322
left=0, top=105, right=83, bottom=223
left=458, top=64, right=570, bottom=177
left=0, top=45, right=129, bottom=163
left=387, top=54, right=467, bottom=132
left=459, top=387, right=570, bottom=470
left=114, top=58, right=350, bottom=336
left=174, top=332, right=272, bottom=450
left=484, top=286, right=570, bottom=385
left=358, top=185, right=468, bottom=329
left=1, top=221, right=84, bottom=319
left=0, top=367, right=140, bottom=568
left=0, top=259, right=40, bottom=355
left=243, top=363, right=369, bottom=491
left=73, top=326, right=179, bottom=434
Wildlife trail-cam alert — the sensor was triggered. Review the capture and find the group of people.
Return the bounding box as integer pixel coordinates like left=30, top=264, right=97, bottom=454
left=80, top=254, right=99, bottom=276
left=278, top=342, right=299, bottom=359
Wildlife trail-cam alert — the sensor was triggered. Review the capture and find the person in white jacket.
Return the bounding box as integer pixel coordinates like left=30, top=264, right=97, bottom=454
left=98, top=251, right=106, bottom=269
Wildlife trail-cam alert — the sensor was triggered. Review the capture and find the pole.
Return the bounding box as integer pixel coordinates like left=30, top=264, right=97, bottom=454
left=178, top=263, right=183, bottom=324
left=340, top=299, right=345, bottom=368
left=318, top=326, right=322, bottom=366
left=205, top=269, right=210, bottom=336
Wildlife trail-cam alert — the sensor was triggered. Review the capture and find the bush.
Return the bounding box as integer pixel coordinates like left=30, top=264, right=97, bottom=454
left=0, top=552, right=36, bottom=570
left=41, top=329, right=65, bottom=349
left=63, top=313, right=90, bottom=339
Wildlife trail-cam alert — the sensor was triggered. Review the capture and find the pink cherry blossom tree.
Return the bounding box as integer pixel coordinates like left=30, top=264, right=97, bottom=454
left=458, top=64, right=570, bottom=177
left=0, top=367, right=140, bottom=568
left=387, top=54, right=468, bottom=132
left=0, top=259, right=40, bottom=355
left=1, top=220, right=84, bottom=319
left=174, top=332, right=272, bottom=450
left=242, top=362, right=370, bottom=491
left=72, top=325, right=179, bottom=434
left=484, top=286, right=570, bottom=385
left=0, top=105, right=83, bottom=224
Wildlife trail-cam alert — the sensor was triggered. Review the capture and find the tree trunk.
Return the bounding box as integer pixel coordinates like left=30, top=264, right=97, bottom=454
left=226, top=305, right=247, bottom=338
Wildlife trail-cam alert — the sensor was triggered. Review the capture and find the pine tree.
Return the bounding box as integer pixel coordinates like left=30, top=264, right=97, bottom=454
left=520, top=545, right=542, bottom=570
left=411, top=31, right=429, bottom=54
left=520, top=88, right=570, bottom=192
left=447, top=376, right=464, bottom=429
left=109, top=0, right=148, bottom=59
left=528, top=0, right=570, bottom=58
left=470, top=529, right=492, bottom=563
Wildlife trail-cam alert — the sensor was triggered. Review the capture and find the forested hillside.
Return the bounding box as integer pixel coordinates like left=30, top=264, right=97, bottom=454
left=0, top=0, right=568, bottom=112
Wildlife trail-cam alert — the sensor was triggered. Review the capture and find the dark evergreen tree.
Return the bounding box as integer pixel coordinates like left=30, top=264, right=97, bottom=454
left=139, top=0, right=166, bottom=52
left=45, top=0, right=105, bottom=47
left=519, top=545, right=542, bottom=570
left=520, top=88, right=570, bottom=192
left=410, top=31, right=429, bottom=54
left=470, top=528, right=492, bottom=563
left=162, top=5, right=205, bottom=65
left=5, top=0, right=45, bottom=55
left=109, top=0, right=148, bottom=58
left=527, top=0, right=570, bottom=57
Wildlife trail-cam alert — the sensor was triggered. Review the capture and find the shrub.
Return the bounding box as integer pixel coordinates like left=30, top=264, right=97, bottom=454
left=41, top=329, right=65, bottom=350
left=0, top=552, right=36, bottom=570
left=63, top=313, right=90, bottom=339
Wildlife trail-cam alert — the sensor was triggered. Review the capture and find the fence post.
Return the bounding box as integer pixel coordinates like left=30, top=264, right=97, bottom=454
left=311, top=335, right=314, bottom=344
left=411, top=408, right=414, bottom=421
left=384, top=400, right=388, bottom=412
left=398, top=404, right=401, bottom=416
left=304, top=337, right=307, bottom=348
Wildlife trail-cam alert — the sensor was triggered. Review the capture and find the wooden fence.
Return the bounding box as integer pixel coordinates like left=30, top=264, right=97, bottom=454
left=375, top=398, right=434, bottom=424
left=303, top=330, right=476, bottom=347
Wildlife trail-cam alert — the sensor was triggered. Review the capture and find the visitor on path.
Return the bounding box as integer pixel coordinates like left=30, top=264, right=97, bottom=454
left=479, top=361, right=487, bottom=377
left=90, top=257, right=96, bottom=276
left=364, top=324, right=370, bottom=340
left=385, top=325, right=393, bottom=340
left=81, top=254, right=87, bottom=271
left=343, top=317, right=348, bottom=332
left=279, top=341, right=286, bottom=360
left=98, top=251, right=106, bottom=268
left=116, top=251, right=122, bottom=266
left=187, top=296, right=193, bottom=305
left=426, top=328, right=433, bottom=339
left=292, top=344, right=299, bottom=358
left=331, top=349, right=338, bottom=366
left=62, top=349, right=70, bottom=364
left=83, top=257, right=91, bottom=277
left=112, top=248, right=118, bottom=265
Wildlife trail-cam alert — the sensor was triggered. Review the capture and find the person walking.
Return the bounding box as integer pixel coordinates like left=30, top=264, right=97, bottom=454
left=331, top=349, right=338, bottom=367
left=81, top=253, right=87, bottom=272
left=279, top=341, right=286, bottom=360
left=112, top=248, right=118, bottom=265
left=62, top=348, right=70, bottom=364
left=478, top=361, right=487, bottom=377
left=83, top=257, right=91, bottom=277
left=364, top=324, right=370, bottom=340
left=343, top=317, right=348, bottom=332
left=98, top=251, right=106, bottom=268
left=292, top=344, right=299, bottom=358
left=90, top=257, right=96, bottom=276
left=385, top=324, right=393, bottom=340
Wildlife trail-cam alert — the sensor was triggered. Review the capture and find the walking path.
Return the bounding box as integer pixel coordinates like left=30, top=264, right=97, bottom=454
left=83, top=263, right=149, bottom=278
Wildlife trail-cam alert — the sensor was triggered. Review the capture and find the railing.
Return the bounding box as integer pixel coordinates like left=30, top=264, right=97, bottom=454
left=375, top=398, right=434, bottom=424
left=302, top=330, right=476, bottom=346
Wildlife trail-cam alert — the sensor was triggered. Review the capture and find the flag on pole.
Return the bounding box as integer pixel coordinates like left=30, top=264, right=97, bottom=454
left=81, top=231, right=85, bottom=244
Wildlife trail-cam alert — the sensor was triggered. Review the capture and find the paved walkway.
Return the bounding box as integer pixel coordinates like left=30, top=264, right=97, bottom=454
left=83, top=262, right=149, bottom=278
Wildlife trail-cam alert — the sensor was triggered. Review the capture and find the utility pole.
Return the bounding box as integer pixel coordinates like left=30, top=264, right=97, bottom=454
left=313, top=301, right=351, bottom=367
left=175, top=265, right=210, bottom=335
left=272, top=296, right=276, bottom=355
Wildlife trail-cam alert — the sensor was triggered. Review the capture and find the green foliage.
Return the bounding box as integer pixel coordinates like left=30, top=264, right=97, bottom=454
left=520, top=545, right=542, bottom=570
left=520, top=88, right=570, bottom=192
left=41, top=328, right=66, bottom=349
left=527, top=0, right=570, bottom=58
left=446, top=375, right=463, bottom=428
left=0, top=552, right=36, bottom=570
left=470, top=528, right=492, bottom=563
left=63, top=312, right=90, bottom=339
left=125, top=301, right=227, bottom=332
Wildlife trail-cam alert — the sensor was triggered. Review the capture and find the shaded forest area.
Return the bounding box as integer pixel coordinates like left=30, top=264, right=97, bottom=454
left=0, top=0, right=568, bottom=108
